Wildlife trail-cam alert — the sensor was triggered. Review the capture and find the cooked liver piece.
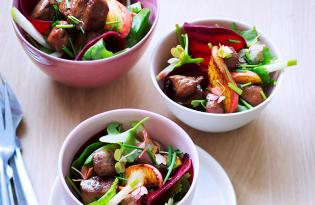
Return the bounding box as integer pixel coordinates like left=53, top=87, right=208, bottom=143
left=206, top=100, right=224, bottom=113
left=169, top=75, right=204, bottom=98
left=31, top=0, right=54, bottom=20
left=223, top=47, right=239, bottom=70
left=121, top=194, right=142, bottom=205
left=241, top=85, right=264, bottom=106
left=47, top=20, right=70, bottom=51
left=80, top=176, right=114, bottom=204
left=58, top=0, right=109, bottom=31
left=93, top=149, right=116, bottom=177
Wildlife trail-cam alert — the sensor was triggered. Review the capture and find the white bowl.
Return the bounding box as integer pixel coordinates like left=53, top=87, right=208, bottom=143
left=58, top=109, right=199, bottom=205
left=151, top=18, right=283, bottom=132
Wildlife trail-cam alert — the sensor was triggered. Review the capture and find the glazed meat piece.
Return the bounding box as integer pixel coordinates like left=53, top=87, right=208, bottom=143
left=175, top=86, right=205, bottom=107
left=93, top=149, right=116, bottom=177
left=169, top=75, right=204, bottom=98
left=206, top=100, right=224, bottom=113
left=223, top=47, right=239, bottom=70
left=80, top=176, right=114, bottom=204
left=136, top=130, right=160, bottom=165
left=241, top=85, right=264, bottom=106
left=58, top=0, right=109, bottom=31
left=31, top=0, right=54, bottom=20
left=121, top=194, right=142, bottom=205
left=47, top=20, right=70, bottom=51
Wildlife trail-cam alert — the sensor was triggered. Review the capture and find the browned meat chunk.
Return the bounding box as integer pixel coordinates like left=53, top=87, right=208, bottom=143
left=223, top=47, right=239, bottom=70
left=175, top=86, right=205, bottom=107
left=47, top=20, right=70, bottom=51
left=31, top=0, right=54, bottom=20
left=81, top=176, right=114, bottom=204
left=93, top=149, right=116, bottom=177
left=58, top=0, right=109, bottom=31
left=121, top=194, right=142, bottom=205
left=169, top=75, right=204, bottom=98
left=206, top=100, right=224, bottom=113
left=241, top=85, right=264, bottom=106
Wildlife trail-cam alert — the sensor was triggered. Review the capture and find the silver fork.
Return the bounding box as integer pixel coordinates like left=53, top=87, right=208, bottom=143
left=0, top=76, right=15, bottom=205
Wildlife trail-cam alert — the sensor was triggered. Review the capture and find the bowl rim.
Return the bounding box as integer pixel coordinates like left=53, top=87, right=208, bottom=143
left=150, top=17, right=284, bottom=117
left=58, top=108, right=200, bottom=205
left=11, top=0, right=160, bottom=64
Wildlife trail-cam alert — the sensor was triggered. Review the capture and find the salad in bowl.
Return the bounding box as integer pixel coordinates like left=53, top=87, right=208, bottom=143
left=12, top=0, right=152, bottom=61
left=61, top=112, right=197, bottom=205
left=156, top=22, right=297, bottom=114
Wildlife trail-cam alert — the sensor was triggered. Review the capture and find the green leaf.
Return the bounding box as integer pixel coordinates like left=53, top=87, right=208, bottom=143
left=169, top=173, right=191, bottom=201
left=262, top=47, right=274, bottom=65
left=83, top=39, right=114, bottom=60
left=128, top=2, right=142, bottom=13
left=126, top=8, right=151, bottom=47
left=242, top=26, right=258, bottom=46
left=99, top=117, right=149, bottom=144
left=191, top=100, right=207, bottom=108
left=71, top=142, right=104, bottom=177
left=88, top=178, right=119, bottom=205
left=156, top=33, right=204, bottom=80
left=231, top=23, right=259, bottom=47
left=249, top=66, right=273, bottom=85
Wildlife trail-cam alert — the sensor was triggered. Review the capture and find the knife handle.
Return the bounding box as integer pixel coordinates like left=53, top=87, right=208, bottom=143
left=10, top=148, right=39, bottom=205
left=0, top=155, right=11, bottom=205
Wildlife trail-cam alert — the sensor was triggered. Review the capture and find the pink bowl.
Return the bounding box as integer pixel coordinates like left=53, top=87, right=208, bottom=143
left=11, top=0, right=159, bottom=88
left=58, top=109, right=200, bottom=204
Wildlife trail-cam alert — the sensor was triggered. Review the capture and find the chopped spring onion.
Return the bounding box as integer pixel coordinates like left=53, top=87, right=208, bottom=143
left=264, top=59, right=297, bottom=72
left=11, top=7, right=50, bottom=48
left=240, top=82, right=252, bottom=88
left=167, top=145, right=173, bottom=167
left=68, top=15, right=81, bottom=25
left=147, top=148, right=159, bottom=166
left=228, top=82, right=243, bottom=95
left=240, top=98, right=253, bottom=109
left=228, top=39, right=241, bottom=43
left=121, top=144, right=144, bottom=150
left=56, top=24, right=75, bottom=29
left=260, top=90, right=267, bottom=100
left=163, top=152, right=177, bottom=184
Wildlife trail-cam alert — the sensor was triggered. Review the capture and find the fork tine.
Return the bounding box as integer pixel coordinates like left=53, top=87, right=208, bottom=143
left=0, top=75, right=5, bottom=130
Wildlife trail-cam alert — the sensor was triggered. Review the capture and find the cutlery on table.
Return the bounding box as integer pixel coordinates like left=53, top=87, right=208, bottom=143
left=0, top=74, right=39, bottom=205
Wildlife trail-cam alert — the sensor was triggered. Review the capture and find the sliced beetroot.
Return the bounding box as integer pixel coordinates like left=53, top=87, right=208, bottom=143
left=144, top=154, right=193, bottom=205
left=183, top=22, right=246, bottom=70
left=18, top=0, right=52, bottom=35
left=75, top=31, right=126, bottom=61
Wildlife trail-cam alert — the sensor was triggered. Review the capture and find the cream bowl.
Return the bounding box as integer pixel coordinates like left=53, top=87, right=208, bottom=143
left=151, top=18, right=283, bottom=132
left=58, top=109, right=199, bottom=204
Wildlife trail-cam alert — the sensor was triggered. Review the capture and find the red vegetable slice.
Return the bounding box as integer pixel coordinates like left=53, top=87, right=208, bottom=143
left=18, top=0, right=52, bottom=35
left=183, top=22, right=246, bottom=70
left=75, top=31, right=126, bottom=61
left=29, top=19, right=52, bottom=35
left=145, top=154, right=193, bottom=205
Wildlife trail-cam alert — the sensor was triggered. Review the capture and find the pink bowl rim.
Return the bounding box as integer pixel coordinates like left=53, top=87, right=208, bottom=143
left=150, top=17, right=284, bottom=117
left=58, top=108, right=200, bottom=205
left=11, top=0, right=160, bottom=64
